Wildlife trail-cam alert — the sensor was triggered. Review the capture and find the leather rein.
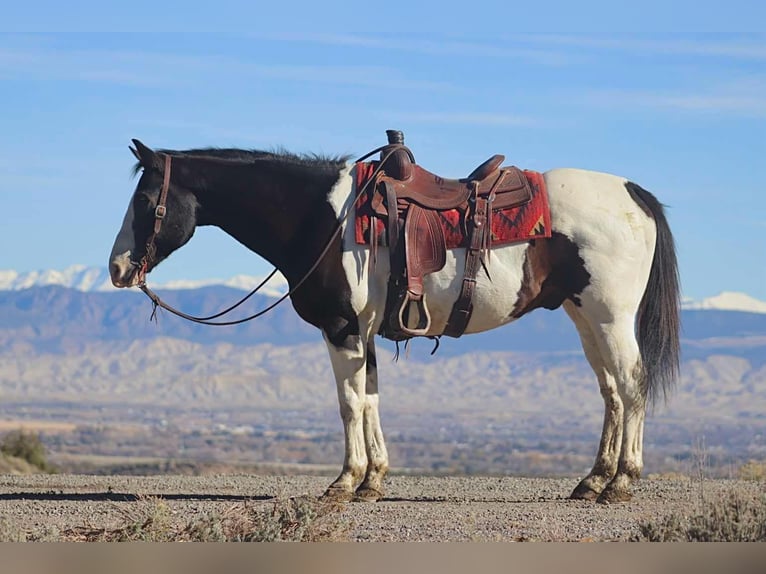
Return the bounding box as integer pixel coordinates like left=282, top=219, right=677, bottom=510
left=135, top=144, right=408, bottom=325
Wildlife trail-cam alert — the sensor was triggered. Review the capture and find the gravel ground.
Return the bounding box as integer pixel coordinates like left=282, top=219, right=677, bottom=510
left=0, top=473, right=760, bottom=541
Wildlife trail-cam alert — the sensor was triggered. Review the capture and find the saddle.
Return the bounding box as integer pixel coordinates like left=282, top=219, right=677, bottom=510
left=368, top=130, right=533, bottom=340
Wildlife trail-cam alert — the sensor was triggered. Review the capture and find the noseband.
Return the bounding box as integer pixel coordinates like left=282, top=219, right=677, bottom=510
left=135, top=153, right=172, bottom=286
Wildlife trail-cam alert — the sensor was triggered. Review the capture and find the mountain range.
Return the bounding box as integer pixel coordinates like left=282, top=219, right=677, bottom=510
left=2, top=279, right=766, bottom=363
left=3, top=265, right=766, bottom=315
left=0, top=265, right=289, bottom=298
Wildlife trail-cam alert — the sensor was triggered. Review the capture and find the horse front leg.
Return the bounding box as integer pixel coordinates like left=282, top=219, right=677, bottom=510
left=354, top=338, right=389, bottom=501
left=321, top=330, right=369, bottom=502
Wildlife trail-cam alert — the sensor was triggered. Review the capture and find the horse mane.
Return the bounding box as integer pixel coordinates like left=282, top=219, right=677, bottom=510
left=131, top=147, right=351, bottom=177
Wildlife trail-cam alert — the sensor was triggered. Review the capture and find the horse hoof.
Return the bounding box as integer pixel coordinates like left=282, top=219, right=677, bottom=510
left=353, top=487, right=384, bottom=502
left=321, top=486, right=354, bottom=503
left=569, top=481, right=601, bottom=501
left=596, top=487, right=632, bottom=504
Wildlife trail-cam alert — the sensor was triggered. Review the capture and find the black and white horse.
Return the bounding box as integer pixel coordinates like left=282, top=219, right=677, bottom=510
left=109, top=139, right=680, bottom=503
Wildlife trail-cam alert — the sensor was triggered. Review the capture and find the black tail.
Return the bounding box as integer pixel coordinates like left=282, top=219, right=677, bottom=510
left=626, top=182, right=681, bottom=406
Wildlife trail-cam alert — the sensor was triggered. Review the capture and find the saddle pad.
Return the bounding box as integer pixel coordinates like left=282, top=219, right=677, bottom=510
left=354, top=162, right=552, bottom=248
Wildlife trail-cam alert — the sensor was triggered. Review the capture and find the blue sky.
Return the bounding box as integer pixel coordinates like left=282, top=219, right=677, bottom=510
left=1, top=25, right=765, bottom=300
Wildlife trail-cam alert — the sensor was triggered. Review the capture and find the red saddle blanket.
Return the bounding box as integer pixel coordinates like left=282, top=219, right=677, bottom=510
left=354, top=162, right=552, bottom=248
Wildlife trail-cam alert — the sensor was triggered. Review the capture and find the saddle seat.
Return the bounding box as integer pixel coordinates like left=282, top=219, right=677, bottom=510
left=368, top=131, right=534, bottom=341
left=384, top=156, right=532, bottom=211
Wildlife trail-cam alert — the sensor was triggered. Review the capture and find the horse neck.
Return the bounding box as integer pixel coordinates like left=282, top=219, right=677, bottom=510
left=190, top=158, right=343, bottom=274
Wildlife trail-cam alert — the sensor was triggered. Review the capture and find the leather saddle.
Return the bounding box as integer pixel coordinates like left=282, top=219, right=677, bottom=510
left=369, top=130, right=533, bottom=340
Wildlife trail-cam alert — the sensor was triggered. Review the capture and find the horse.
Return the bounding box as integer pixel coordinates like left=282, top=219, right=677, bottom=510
left=109, top=137, right=680, bottom=504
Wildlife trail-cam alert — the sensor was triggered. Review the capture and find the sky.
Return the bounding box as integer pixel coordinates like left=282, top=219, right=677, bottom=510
left=1, top=19, right=765, bottom=300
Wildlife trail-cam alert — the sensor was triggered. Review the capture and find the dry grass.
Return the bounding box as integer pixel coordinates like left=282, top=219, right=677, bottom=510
left=633, top=489, right=766, bottom=542
left=737, top=460, right=766, bottom=481
left=57, top=495, right=349, bottom=542
left=634, top=446, right=766, bottom=542
left=0, top=494, right=348, bottom=542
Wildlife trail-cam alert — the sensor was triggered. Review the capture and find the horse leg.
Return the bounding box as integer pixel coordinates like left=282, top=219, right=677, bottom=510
left=596, top=318, right=646, bottom=503
left=321, top=331, right=369, bottom=502
left=581, top=312, right=646, bottom=503
left=564, top=301, right=622, bottom=500
left=353, top=338, right=389, bottom=501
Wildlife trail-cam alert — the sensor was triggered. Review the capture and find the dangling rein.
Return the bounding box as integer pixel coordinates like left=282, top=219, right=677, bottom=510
left=135, top=144, right=406, bottom=326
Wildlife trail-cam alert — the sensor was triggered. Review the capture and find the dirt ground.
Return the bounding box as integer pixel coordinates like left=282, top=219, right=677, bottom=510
left=0, top=473, right=761, bottom=542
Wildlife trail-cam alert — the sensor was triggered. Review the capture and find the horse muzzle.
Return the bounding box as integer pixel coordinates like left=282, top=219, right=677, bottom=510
left=109, top=252, right=141, bottom=288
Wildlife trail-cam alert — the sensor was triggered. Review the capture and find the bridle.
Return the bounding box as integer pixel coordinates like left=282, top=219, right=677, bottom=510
left=133, top=143, right=408, bottom=326
left=135, top=153, right=172, bottom=287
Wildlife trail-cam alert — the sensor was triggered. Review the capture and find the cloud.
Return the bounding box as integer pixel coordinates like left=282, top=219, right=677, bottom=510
left=583, top=76, right=766, bottom=117
left=0, top=43, right=455, bottom=91
left=513, top=34, right=766, bottom=61
left=378, top=111, right=540, bottom=127
left=253, top=33, right=576, bottom=66
left=257, top=32, right=766, bottom=65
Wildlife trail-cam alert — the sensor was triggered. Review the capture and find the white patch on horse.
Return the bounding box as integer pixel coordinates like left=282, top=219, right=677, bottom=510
left=419, top=242, right=529, bottom=334
left=109, top=199, right=137, bottom=286
left=325, top=164, right=387, bottom=323
left=546, top=168, right=656, bottom=313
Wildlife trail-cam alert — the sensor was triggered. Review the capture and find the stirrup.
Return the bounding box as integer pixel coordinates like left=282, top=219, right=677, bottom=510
left=398, top=292, right=432, bottom=337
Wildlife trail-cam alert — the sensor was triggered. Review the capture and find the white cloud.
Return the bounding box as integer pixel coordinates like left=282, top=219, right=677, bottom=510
left=584, top=76, right=766, bottom=117
left=0, top=44, right=454, bottom=91
left=254, top=33, right=576, bottom=66
left=514, top=34, right=766, bottom=61
left=379, top=111, right=540, bottom=127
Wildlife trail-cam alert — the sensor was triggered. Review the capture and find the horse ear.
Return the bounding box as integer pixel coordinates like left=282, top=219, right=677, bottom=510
left=129, top=144, right=141, bottom=162
left=131, top=139, right=161, bottom=169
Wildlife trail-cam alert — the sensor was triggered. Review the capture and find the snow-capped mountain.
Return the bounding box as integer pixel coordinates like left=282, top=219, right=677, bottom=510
left=0, top=265, right=288, bottom=297
left=681, top=292, right=766, bottom=315
left=2, top=266, right=766, bottom=314
left=0, top=265, right=113, bottom=292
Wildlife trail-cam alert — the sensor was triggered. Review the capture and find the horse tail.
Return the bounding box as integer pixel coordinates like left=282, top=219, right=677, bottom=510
left=626, top=182, right=681, bottom=406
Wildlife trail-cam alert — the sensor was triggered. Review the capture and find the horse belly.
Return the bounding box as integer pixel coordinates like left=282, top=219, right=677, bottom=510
left=420, top=242, right=528, bottom=336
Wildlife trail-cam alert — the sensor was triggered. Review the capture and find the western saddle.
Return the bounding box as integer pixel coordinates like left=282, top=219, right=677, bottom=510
left=369, top=130, right=533, bottom=341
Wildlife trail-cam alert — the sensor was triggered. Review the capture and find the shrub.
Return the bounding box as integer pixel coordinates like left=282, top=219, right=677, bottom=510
left=0, top=429, right=56, bottom=473
left=634, top=490, right=766, bottom=542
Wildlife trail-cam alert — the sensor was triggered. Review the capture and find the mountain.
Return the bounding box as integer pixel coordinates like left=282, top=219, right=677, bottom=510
left=2, top=282, right=766, bottom=362
left=0, top=285, right=316, bottom=353
left=0, top=265, right=113, bottom=292
left=0, top=265, right=289, bottom=298
left=683, top=291, right=766, bottom=314
left=4, top=266, right=766, bottom=315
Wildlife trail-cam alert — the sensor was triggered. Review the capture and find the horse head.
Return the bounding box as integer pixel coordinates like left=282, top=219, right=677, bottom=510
left=109, top=140, right=199, bottom=288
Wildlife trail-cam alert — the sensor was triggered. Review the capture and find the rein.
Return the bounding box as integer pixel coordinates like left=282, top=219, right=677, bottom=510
left=136, top=143, right=410, bottom=325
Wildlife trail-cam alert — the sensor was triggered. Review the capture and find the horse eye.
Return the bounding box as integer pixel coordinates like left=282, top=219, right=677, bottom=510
left=135, top=193, right=154, bottom=211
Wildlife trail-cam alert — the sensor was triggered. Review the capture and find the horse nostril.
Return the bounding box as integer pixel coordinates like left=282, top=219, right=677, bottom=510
left=110, top=261, right=128, bottom=286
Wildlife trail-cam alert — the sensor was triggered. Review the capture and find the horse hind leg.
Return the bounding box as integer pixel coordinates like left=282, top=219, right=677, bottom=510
left=596, top=319, right=647, bottom=504
left=353, top=338, right=389, bottom=502
left=578, top=305, right=646, bottom=503
left=564, top=301, right=623, bottom=500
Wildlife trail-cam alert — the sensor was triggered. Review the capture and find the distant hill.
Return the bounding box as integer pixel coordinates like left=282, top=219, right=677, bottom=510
left=1, top=284, right=765, bottom=362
